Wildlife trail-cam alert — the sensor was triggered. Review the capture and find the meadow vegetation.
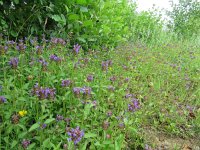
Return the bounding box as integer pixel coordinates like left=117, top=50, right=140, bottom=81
left=0, top=0, right=200, bottom=149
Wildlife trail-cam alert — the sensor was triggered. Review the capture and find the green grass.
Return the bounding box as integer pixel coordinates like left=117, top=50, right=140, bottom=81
left=0, top=39, right=200, bottom=149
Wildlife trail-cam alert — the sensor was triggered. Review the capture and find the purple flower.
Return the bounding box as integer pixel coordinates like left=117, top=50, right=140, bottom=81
left=108, top=86, right=115, bottom=92
left=61, top=79, right=71, bottom=87
left=102, top=121, right=109, bottom=130
left=9, top=57, right=19, bottom=69
left=50, top=54, right=61, bottom=62
left=119, top=123, right=125, bottom=129
left=67, top=127, right=84, bottom=145
left=21, top=139, right=31, bottom=149
left=42, top=123, right=47, bottom=129
left=101, top=61, right=108, bottom=71
left=56, top=115, right=64, bottom=121
left=92, top=100, right=97, bottom=108
left=73, top=44, right=81, bottom=54
left=33, top=84, right=56, bottom=100
left=16, top=43, right=26, bottom=52
left=125, top=94, right=135, bottom=99
left=38, top=58, right=48, bottom=70
left=73, top=87, right=81, bottom=97
left=35, top=45, right=43, bottom=55
left=0, top=96, right=6, bottom=104
left=109, top=76, right=117, bottom=82
left=64, top=118, right=71, bottom=125
left=81, top=87, right=92, bottom=96
left=128, top=99, right=140, bottom=112
left=0, top=45, right=8, bottom=55
left=107, top=110, right=112, bottom=117
left=50, top=37, right=66, bottom=45
left=87, top=75, right=94, bottom=82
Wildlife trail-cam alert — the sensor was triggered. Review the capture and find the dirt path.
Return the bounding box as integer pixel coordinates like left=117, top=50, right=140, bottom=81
left=142, top=127, right=200, bottom=150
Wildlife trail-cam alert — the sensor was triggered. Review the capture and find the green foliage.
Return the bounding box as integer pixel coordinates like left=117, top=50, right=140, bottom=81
left=168, top=0, right=200, bottom=38
left=0, top=0, right=138, bottom=49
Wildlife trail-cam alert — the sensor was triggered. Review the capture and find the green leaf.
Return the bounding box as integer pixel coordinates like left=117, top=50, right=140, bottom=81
left=11, top=140, right=18, bottom=149
left=83, top=20, right=93, bottom=27
left=44, top=118, right=55, bottom=124
left=76, top=0, right=87, bottom=5
left=14, top=0, right=19, bottom=4
left=28, top=123, right=40, bottom=132
left=77, top=37, right=86, bottom=43
left=27, top=143, right=36, bottom=149
left=68, top=14, right=79, bottom=20
left=84, top=132, right=97, bottom=138
left=51, top=15, right=62, bottom=22
left=80, top=7, right=88, bottom=12
left=43, top=138, right=51, bottom=148
left=84, top=104, right=92, bottom=119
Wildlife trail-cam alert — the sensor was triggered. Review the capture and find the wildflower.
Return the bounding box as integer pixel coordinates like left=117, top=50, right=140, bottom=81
left=0, top=45, right=8, bottom=55
left=92, top=100, right=97, bottom=108
left=128, top=99, right=140, bottom=112
left=101, top=61, right=108, bottom=71
left=35, top=87, right=56, bottom=100
left=18, top=110, right=27, bottom=117
left=68, top=127, right=84, bottom=145
left=108, top=86, right=115, bottom=92
left=38, top=122, right=47, bottom=129
left=38, top=58, right=48, bottom=71
left=81, top=87, right=92, bottom=97
left=50, top=54, right=61, bottom=62
left=87, top=75, right=94, bottom=82
left=102, top=121, right=109, bottom=130
left=125, top=94, right=135, bottom=99
left=56, top=115, right=64, bottom=121
left=64, top=118, right=71, bottom=126
left=73, top=44, right=81, bottom=54
left=73, top=87, right=81, bottom=97
left=30, top=37, right=38, bottom=46
left=16, top=43, right=26, bottom=53
left=107, top=110, right=112, bottom=117
left=61, top=79, right=72, bottom=87
left=35, top=45, right=43, bottom=55
left=11, top=113, right=20, bottom=124
left=118, top=123, right=125, bottom=129
left=0, top=96, right=6, bottom=104
left=41, top=123, right=47, bottom=129
left=22, top=139, right=31, bottom=149
left=63, top=144, right=68, bottom=150
left=124, top=78, right=130, bottom=83
left=109, top=76, right=117, bottom=82
left=106, top=134, right=111, bottom=139
left=9, top=57, right=19, bottom=69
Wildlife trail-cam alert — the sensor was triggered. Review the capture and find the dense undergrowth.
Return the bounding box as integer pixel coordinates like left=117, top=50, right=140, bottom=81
left=0, top=0, right=200, bottom=149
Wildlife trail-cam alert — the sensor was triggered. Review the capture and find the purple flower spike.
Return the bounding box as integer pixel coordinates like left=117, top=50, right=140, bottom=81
left=50, top=54, right=61, bottom=62
left=87, top=75, right=94, bottom=82
left=0, top=96, right=6, bottom=104
left=73, top=87, right=81, bottom=97
left=61, top=79, right=72, bottom=87
left=56, top=115, right=64, bottom=121
left=21, top=139, right=31, bottom=149
left=73, top=44, right=81, bottom=54
left=81, top=87, right=92, bottom=96
left=67, top=127, right=84, bottom=145
left=128, top=99, right=140, bottom=112
left=9, top=57, right=19, bottom=69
